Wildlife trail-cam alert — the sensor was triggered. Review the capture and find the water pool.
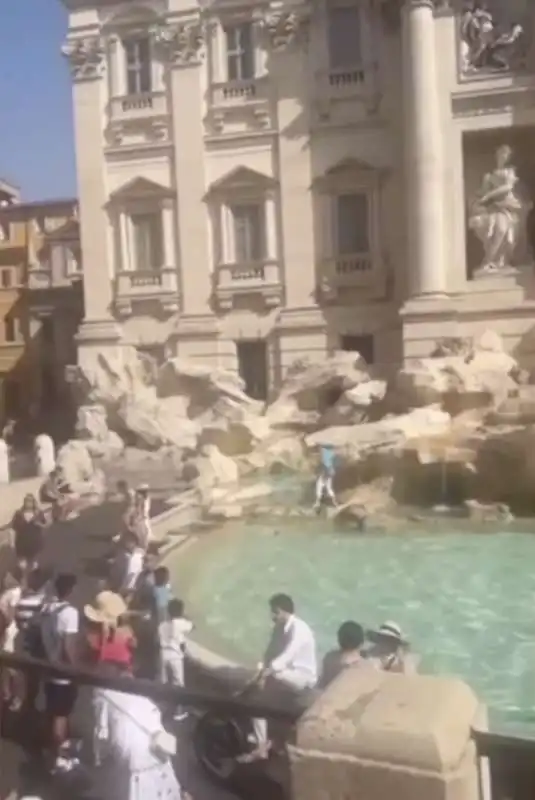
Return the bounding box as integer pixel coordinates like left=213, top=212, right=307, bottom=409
left=167, top=520, right=535, bottom=728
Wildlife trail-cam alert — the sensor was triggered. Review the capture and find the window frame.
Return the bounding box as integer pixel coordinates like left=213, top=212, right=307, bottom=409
left=224, top=22, right=255, bottom=81
left=230, top=202, right=265, bottom=263
left=124, top=35, right=152, bottom=95
left=326, top=3, right=365, bottom=70
left=4, top=316, right=17, bottom=343
left=130, top=210, right=164, bottom=271
left=333, top=191, right=371, bottom=256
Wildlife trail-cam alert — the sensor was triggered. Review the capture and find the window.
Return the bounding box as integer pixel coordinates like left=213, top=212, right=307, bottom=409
left=0, top=222, right=9, bottom=242
left=0, top=269, right=12, bottom=289
left=340, top=334, right=374, bottom=364
left=41, top=316, right=54, bottom=346
left=231, top=204, right=264, bottom=262
left=124, top=37, right=152, bottom=95
left=328, top=6, right=362, bottom=69
left=237, top=340, right=268, bottom=400
left=225, top=24, right=254, bottom=81
left=335, top=193, right=369, bottom=254
left=131, top=212, right=163, bottom=271
left=4, top=318, right=17, bottom=343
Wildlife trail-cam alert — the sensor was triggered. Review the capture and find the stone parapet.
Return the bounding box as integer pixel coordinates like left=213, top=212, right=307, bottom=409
left=289, top=668, right=482, bottom=800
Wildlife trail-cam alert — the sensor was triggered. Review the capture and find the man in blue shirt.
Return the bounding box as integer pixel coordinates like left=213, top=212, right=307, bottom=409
left=313, top=445, right=338, bottom=512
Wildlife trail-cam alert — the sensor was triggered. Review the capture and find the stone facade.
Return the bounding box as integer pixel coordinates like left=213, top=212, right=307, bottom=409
left=62, top=0, right=535, bottom=399
left=0, top=197, right=82, bottom=426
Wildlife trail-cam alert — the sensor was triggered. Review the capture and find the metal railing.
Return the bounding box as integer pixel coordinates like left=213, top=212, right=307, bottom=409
left=472, top=727, right=535, bottom=800
left=0, top=650, right=299, bottom=723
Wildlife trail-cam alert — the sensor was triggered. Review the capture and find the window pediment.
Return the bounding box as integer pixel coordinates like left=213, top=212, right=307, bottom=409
left=206, top=166, right=277, bottom=198
left=314, top=157, right=385, bottom=192
left=107, top=177, right=174, bottom=206
left=44, top=219, right=79, bottom=242
left=102, top=4, right=162, bottom=32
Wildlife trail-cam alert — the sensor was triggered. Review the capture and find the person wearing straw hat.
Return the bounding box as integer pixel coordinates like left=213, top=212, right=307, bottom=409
left=365, top=621, right=419, bottom=675
left=84, top=591, right=134, bottom=669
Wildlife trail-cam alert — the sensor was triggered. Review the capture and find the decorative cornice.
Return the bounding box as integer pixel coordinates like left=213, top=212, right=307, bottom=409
left=61, top=36, right=105, bottom=81
left=152, top=21, right=204, bottom=68
left=261, top=7, right=310, bottom=52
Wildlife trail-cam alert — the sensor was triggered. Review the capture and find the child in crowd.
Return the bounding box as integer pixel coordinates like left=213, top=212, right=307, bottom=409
left=158, top=598, right=193, bottom=721
left=152, top=566, right=172, bottom=626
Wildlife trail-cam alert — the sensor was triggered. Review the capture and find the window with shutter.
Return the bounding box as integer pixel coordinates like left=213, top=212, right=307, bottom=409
left=335, top=193, right=369, bottom=255
left=131, top=212, right=164, bottom=270
left=327, top=6, right=362, bottom=69
left=231, top=204, right=264, bottom=262
left=124, top=37, right=152, bottom=95
left=225, top=24, right=254, bottom=81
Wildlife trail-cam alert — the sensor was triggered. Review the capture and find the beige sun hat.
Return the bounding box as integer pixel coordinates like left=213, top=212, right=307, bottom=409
left=84, top=591, right=127, bottom=626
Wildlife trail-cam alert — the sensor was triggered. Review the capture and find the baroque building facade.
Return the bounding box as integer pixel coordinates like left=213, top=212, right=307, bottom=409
left=62, top=0, right=535, bottom=398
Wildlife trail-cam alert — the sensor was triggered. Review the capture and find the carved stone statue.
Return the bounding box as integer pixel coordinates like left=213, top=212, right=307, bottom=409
left=0, top=439, right=9, bottom=484
left=34, top=433, right=56, bottom=478
left=468, top=144, right=531, bottom=275
left=460, top=1, right=526, bottom=73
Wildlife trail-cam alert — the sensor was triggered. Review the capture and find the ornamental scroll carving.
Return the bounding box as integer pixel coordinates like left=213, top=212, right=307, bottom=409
left=152, top=21, right=204, bottom=67
left=261, top=8, right=310, bottom=51
left=61, top=36, right=105, bottom=80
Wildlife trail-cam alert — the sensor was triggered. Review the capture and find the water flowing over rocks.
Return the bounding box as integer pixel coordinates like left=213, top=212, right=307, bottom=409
left=64, top=331, right=535, bottom=519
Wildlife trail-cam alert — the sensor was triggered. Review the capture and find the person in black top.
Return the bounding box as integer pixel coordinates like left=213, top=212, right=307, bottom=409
left=10, top=494, right=48, bottom=570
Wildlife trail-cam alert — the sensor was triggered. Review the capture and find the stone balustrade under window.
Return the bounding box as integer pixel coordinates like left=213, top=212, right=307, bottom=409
left=108, top=91, right=167, bottom=122
left=114, top=268, right=179, bottom=316
left=215, top=260, right=282, bottom=310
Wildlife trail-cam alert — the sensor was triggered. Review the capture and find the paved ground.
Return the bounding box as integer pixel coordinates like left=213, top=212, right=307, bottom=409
left=0, top=500, right=240, bottom=800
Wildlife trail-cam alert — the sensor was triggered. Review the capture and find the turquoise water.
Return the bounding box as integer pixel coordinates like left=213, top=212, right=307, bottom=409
left=168, top=521, right=535, bottom=727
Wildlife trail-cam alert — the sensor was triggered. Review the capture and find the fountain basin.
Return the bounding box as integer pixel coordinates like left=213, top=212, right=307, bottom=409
left=167, top=518, right=535, bottom=728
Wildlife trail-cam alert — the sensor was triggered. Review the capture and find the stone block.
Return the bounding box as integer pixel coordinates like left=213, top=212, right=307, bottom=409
left=288, top=669, right=481, bottom=800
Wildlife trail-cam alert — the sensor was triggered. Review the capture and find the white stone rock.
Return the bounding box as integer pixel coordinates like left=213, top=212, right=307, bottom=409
left=56, top=440, right=105, bottom=497
left=321, top=380, right=387, bottom=427
left=197, top=415, right=271, bottom=456
left=0, top=439, right=9, bottom=484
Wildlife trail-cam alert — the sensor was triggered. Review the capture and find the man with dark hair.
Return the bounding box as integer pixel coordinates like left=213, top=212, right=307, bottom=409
left=318, top=621, right=366, bottom=688
left=243, top=593, right=317, bottom=762
left=40, top=572, right=79, bottom=774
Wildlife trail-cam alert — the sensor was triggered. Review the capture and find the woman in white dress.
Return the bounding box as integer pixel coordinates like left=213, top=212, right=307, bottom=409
left=93, top=663, right=182, bottom=800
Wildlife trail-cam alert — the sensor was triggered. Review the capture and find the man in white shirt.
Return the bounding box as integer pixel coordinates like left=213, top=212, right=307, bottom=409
left=40, top=573, right=80, bottom=774
left=158, top=597, right=193, bottom=720
left=244, top=593, right=317, bottom=762
left=113, top=531, right=145, bottom=601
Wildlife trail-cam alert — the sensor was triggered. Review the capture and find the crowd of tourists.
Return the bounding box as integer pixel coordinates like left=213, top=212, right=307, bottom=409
left=0, top=453, right=418, bottom=798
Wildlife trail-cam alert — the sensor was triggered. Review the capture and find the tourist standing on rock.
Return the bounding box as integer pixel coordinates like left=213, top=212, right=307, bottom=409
left=158, top=597, right=193, bottom=721
left=365, top=621, right=418, bottom=674
left=39, top=573, right=80, bottom=774
left=318, top=621, right=367, bottom=688
left=313, top=445, right=338, bottom=512
left=10, top=494, right=49, bottom=573
left=243, top=593, right=317, bottom=762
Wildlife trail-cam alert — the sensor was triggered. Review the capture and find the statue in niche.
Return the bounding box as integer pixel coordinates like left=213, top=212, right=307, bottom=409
left=468, top=144, right=531, bottom=275
left=460, top=1, right=526, bottom=73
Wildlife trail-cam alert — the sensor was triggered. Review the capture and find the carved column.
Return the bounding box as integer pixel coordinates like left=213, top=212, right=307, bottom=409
left=157, top=20, right=212, bottom=318
left=402, top=0, right=447, bottom=297
left=162, top=201, right=176, bottom=268
left=119, top=212, right=131, bottom=271
left=265, top=195, right=278, bottom=261
left=62, top=35, right=122, bottom=359
left=263, top=7, right=315, bottom=308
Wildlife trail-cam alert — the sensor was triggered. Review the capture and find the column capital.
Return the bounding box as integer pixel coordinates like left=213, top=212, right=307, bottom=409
left=260, top=6, right=311, bottom=52
left=151, top=19, right=204, bottom=68
left=61, top=35, right=105, bottom=82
